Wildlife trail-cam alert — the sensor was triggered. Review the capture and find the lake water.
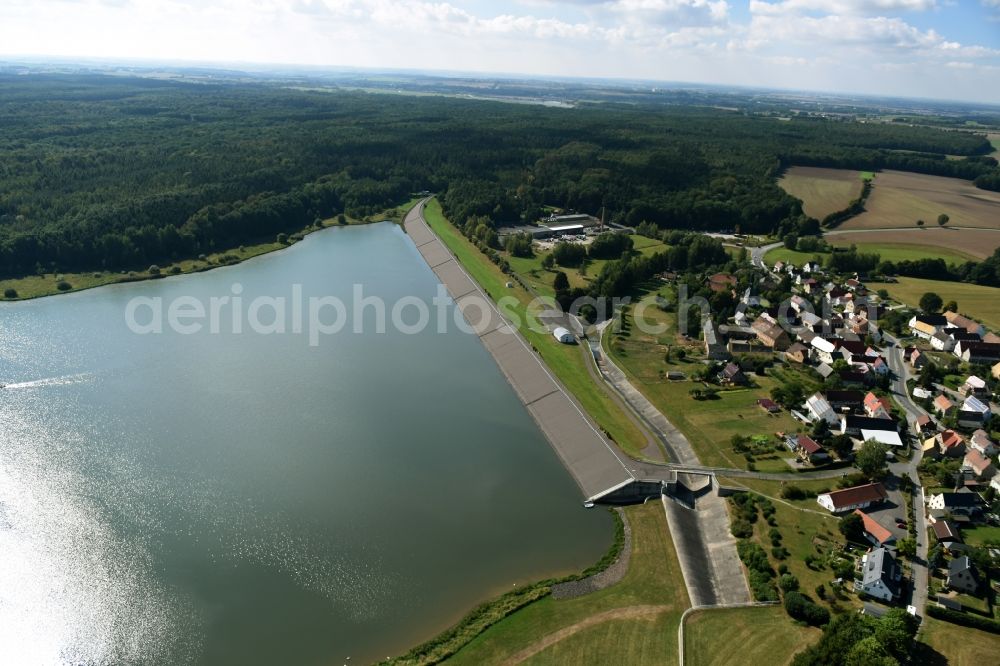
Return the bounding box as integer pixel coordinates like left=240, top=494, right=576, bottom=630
left=0, top=223, right=611, bottom=665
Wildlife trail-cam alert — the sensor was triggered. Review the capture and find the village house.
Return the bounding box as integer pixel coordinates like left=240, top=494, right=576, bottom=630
left=856, top=547, right=902, bottom=602
left=810, top=336, right=840, bottom=365
left=788, top=434, right=829, bottom=463
left=841, top=414, right=898, bottom=438
left=909, top=313, right=947, bottom=340
left=854, top=510, right=895, bottom=547
left=960, top=375, right=990, bottom=398
left=935, top=429, right=966, bottom=458
left=757, top=398, right=781, bottom=414
left=930, top=330, right=955, bottom=352
left=933, top=395, right=955, bottom=417
left=806, top=393, right=839, bottom=425
left=962, top=449, right=996, bottom=478
left=909, top=348, right=927, bottom=369
left=970, top=429, right=997, bottom=458
left=703, top=318, right=727, bottom=360
left=751, top=315, right=790, bottom=351
left=958, top=395, right=991, bottom=429
left=817, top=482, right=888, bottom=514
left=944, top=311, right=986, bottom=337
left=706, top=273, right=737, bottom=293
left=932, top=520, right=962, bottom=548
left=947, top=556, right=981, bottom=595
left=719, top=362, right=748, bottom=386
left=993, top=360, right=1000, bottom=380
left=928, top=489, right=984, bottom=520
left=914, top=414, right=935, bottom=437
left=863, top=392, right=893, bottom=419
left=785, top=342, right=808, bottom=364
left=826, top=390, right=864, bottom=413
left=956, top=341, right=1000, bottom=365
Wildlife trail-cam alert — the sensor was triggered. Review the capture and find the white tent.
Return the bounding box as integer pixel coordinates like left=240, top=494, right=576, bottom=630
left=552, top=327, right=575, bottom=344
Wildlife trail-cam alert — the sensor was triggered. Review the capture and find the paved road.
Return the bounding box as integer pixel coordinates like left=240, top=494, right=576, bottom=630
left=750, top=241, right=782, bottom=268
left=883, top=332, right=930, bottom=616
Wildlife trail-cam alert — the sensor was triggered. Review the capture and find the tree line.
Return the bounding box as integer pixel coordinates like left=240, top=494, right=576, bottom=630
left=1, top=73, right=997, bottom=277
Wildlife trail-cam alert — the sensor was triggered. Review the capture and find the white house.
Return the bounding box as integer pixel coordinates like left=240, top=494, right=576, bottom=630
left=817, top=482, right=887, bottom=513
left=930, top=330, right=955, bottom=352
left=856, top=547, right=902, bottom=602
left=959, top=395, right=991, bottom=428
left=806, top=393, right=839, bottom=426
left=970, top=429, right=998, bottom=458
left=811, top=337, right=839, bottom=365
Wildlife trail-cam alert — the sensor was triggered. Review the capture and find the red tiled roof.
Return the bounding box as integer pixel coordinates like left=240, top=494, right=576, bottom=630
left=797, top=435, right=824, bottom=455
left=941, top=429, right=965, bottom=450
left=934, top=395, right=954, bottom=411
left=824, top=483, right=888, bottom=510
left=757, top=398, right=779, bottom=411
left=854, top=510, right=893, bottom=544
left=864, top=392, right=891, bottom=414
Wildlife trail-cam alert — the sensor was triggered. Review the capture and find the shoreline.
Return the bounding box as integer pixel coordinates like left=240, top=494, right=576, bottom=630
left=0, top=199, right=421, bottom=303
left=403, top=198, right=636, bottom=503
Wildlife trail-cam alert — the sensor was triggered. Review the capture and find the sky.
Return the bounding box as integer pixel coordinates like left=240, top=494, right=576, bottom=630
left=2, top=0, right=999, bottom=104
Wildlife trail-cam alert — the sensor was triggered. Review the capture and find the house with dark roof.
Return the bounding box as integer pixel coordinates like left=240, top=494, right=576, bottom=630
left=932, top=520, right=961, bottom=547
left=792, top=435, right=829, bottom=463
left=719, top=363, right=748, bottom=386
left=841, top=414, right=898, bottom=438
left=702, top=318, right=727, bottom=360
left=817, top=482, right=888, bottom=513
left=826, top=390, right=864, bottom=413
left=856, top=547, right=902, bottom=602
left=854, top=510, right=895, bottom=546
left=757, top=398, right=780, bottom=414
left=909, top=348, right=927, bottom=369
left=956, top=341, right=1000, bottom=365
left=928, top=489, right=983, bottom=520
left=947, top=556, right=980, bottom=594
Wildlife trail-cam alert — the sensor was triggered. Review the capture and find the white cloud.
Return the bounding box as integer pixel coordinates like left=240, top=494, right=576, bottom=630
left=750, top=0, right=938, bottom=15
left=0, top=0, right=998, bottom=103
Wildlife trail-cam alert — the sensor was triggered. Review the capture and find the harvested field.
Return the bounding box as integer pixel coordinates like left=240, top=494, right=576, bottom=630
left=826, top=228, right=999, bottom=261
left=841, top=170, right=1000, bottom=230
left=885, top=276, right=1000, bottom=332
left=778, top=166, right=864, bottom=220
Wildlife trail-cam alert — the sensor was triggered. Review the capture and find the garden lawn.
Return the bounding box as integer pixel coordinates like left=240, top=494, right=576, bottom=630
left=917, top=616, right=1000, bottom=665
left=445, top=502, right=690, bottom=665
left=961, top=525, right=1000, bottom=547
left=684, top=606, right=819, bottom=666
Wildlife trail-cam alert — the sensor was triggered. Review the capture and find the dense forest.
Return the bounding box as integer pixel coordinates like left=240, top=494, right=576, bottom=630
left=0, top=74, right=996, bottom=277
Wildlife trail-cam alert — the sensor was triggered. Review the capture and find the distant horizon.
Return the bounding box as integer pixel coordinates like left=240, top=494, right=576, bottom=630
left=1, top=1, right=999, bottom=105
left=4, top=52, right=1000, bottom=113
